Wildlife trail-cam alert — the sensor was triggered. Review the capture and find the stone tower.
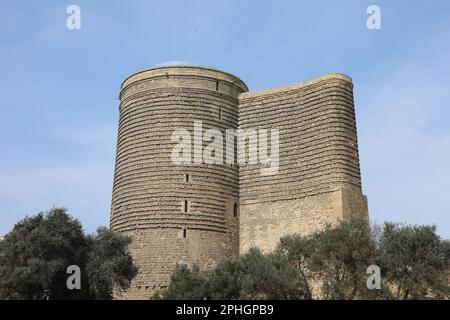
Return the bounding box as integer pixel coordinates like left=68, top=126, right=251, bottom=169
left=111, top=66, right=368, bottom=299
left=238, top=73, right=368, bottom=253
left=110, top=66, right=248, bottom=298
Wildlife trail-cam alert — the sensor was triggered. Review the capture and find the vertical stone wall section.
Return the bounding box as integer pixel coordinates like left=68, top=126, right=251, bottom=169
left=111, top=66, right=248, bottom=298
left=238, top=73, right=368, bottom=252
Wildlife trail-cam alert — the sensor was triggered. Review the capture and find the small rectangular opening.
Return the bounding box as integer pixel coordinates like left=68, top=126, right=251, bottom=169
left=219, top=108, right=222, bottom=119
left=184, top=200, right=188, bottom=213
left=183, top=228, right=187, bottom=238
left=216, top=81, right=219, bottom=91
left=185, top=173, right=189, bottom=182
left=233, top=203, right=238, bottom=217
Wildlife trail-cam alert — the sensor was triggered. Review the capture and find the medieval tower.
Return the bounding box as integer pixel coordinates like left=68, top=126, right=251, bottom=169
left=110, top=65, right=368, bottom=299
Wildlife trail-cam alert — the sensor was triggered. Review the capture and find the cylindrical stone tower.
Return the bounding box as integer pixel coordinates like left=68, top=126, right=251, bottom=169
left=110, top=66, right=248, bottom=299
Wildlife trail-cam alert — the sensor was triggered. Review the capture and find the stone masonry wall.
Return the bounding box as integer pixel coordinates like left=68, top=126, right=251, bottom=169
left=111, top=66, right=247, bottom=299
left=238, top=73, right=368, bottom=252
left=115, top=228, right=236, bottom=299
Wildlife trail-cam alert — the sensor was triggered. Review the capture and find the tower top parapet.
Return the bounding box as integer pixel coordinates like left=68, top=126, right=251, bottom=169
left=121, top=65, right=249, bottom=93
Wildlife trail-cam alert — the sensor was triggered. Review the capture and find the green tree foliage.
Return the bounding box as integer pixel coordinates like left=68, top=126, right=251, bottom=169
left=205, top=259, right=243, bottom=300
left=157, top=217, right=450, bottom=300
left=0, top=208, right=137, bottom=300
left=304, top=218, right=377, bottom=299
left=153, top=264, right=209, bottom=300
left=156, top=248, right=311, bottom=300
left=85, top=227, right=137, bottom=299
left=240, top=248, right=310, bottom=299
left=378, top=223, right=450, bottom=299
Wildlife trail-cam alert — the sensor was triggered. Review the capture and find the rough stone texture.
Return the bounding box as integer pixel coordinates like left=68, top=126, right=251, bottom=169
left=113, top=228, right=237, bottom=299
left=111, top=66, right=245, bottom=299
left=239, top=73, right=368, bottom=253
left=110, top=66, right=368, bottom=299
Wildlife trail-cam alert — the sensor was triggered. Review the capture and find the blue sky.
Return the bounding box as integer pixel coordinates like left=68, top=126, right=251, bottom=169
left=1, top=1, right=449, bottom=237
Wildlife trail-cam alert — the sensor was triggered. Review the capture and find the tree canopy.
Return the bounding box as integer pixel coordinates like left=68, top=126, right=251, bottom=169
left=156, top=217, right=450, bottom=300
left=0, top=208, right=137, bottom=300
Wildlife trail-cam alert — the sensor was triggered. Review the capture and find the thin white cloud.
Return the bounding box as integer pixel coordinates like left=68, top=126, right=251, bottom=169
left=155, top=61, right=195, bottom=67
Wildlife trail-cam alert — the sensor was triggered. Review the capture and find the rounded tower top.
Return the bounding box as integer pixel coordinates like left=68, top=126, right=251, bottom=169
left=120, top=65, right=249, bottom=100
